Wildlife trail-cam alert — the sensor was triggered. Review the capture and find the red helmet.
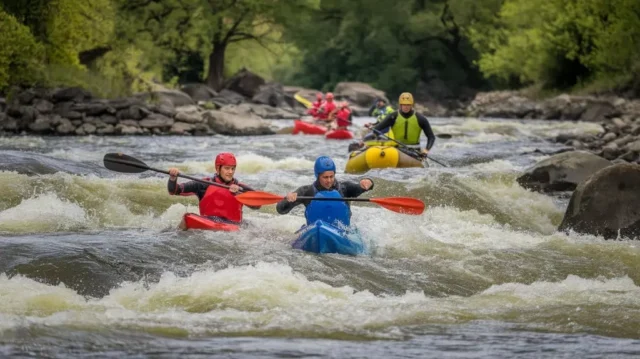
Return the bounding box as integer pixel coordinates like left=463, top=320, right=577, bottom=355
left=316, top=92, right=323, bottom=99
left=340, top=101, right=349, bottom=108
left=326, top=92, right=334, bottom=100
left=214, top=152, right=236, bottom=167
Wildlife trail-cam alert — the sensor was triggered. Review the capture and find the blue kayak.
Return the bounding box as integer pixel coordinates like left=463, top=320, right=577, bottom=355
left=292, top=220, right=365, bottom=256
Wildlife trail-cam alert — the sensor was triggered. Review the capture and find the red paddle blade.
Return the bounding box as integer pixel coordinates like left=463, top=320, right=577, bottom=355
left=370, top=197, right=425, bottom=215
left=236, top=191, right=285, bottom=206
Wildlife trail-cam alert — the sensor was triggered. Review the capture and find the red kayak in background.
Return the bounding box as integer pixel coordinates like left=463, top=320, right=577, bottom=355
left=325, top=129, right=354, bottom=140
left=183, top=213, right=240, bottom=231
left=292, top=120, right=327, bottom=135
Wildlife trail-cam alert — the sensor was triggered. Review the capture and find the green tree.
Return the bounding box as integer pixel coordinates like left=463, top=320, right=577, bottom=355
left=0, top=9, right=44, bottom=90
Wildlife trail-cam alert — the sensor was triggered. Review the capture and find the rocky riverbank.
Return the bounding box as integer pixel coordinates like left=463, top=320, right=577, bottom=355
left=0, top=69, right=388, bottom=137
left=455, top=90, right=640, bottom=164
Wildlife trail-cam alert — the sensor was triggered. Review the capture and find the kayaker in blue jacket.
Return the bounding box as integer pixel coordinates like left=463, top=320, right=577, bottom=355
left=276, top=156, right=374, bottom=226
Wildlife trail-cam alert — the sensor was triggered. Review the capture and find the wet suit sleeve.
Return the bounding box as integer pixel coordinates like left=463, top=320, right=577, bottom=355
left=341, top=178, right=374, bottom=197
left=167, top=179, right=208, bottom=200
left=276, top=185, right=315, bottom=214
left=373, top=111, right=398, bottom=132
left=416, top=113, right=436, bottom=150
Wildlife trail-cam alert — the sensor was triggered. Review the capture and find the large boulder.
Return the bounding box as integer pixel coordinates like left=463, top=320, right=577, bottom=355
left=223, top=68, right=265, bottom=98
left=334, top=82, right=388, bottom=107
left=180, top=84, right=218, bottom=102
left=203, top=109, right=274, bottom=136
left=517, top=151, right=613, bottom=192
left=251, top=82, right=288, bottom=108
left=559, top=163, right=640, bottom=239
left=467, top=91, right=541, bottom=119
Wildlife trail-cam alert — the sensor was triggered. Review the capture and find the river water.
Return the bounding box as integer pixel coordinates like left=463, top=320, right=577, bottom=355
left=1, top=117, right=640, bottom=358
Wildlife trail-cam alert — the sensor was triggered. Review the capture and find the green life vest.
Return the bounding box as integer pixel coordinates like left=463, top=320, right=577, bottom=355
left=372, top=105, right=394, bottom=123
left=391, top=111, right=421, bottom=145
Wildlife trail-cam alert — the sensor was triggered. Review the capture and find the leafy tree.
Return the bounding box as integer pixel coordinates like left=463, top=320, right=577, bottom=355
left=0, top=9, right=44, bottom=90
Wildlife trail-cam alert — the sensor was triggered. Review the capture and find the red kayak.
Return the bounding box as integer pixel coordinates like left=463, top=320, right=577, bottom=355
left=292, top=120, right=327, bottom=135
left=183, top=213, right=240, bottom=231
left=325, top=129, right=354, bottom=140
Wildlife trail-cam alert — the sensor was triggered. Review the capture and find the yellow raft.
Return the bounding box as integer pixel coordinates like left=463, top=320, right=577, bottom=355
left=345, top=145, right=424, bottom=174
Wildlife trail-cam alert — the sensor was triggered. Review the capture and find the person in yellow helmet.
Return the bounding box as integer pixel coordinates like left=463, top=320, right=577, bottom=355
left=372, top=92, right=435, bottom=157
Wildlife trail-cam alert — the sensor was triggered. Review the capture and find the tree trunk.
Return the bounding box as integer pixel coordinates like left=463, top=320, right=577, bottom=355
left=206, top=43, right=226, bottom=91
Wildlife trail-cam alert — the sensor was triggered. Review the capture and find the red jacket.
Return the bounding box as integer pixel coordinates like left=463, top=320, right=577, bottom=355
left=317, top=100, right=336, bottom=120
left=336, top=108, right=351, bottom=127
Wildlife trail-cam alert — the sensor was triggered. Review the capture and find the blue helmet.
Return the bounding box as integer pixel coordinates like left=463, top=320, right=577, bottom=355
left=314, top=156, right=336, bottom=177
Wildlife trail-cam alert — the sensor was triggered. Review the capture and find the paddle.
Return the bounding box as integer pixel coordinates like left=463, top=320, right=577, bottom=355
left=371, top=129, right=449, bottom=167
left=294, top=93, right=313, bottom=109
left=236, top=191, right=425, bottom=215
left=103, top=153, right=232, bottom=190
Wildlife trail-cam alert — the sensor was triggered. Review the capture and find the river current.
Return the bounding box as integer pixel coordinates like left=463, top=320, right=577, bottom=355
left=2, top=116, right=640, bottom=358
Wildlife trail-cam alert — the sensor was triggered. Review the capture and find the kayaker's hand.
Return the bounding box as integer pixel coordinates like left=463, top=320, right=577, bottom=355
left=364, top=123, right=372, bottom=129
left=419, top=148, right=429, bottom=160
left=286, top=192, right=297, bottom=202
left=360, top=179, right=373, bottom=190
left=228, top=184, right=241, bottom=193
left=168, top=167, right=180, bottom=180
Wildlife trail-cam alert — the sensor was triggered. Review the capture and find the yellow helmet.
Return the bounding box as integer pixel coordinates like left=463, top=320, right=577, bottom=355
left=398, top=92, right=414, bottom=105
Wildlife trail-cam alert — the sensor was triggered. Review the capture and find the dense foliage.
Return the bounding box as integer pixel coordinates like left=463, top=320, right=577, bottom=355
left=0, top=0, right=638, bottom=98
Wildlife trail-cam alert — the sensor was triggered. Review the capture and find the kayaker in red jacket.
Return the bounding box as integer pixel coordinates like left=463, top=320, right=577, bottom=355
left=333, top=101, right=352, bottom=130
left=167, top=152, right=260, bottom=229
left=316, top=92, right=336, bottom=121
left=307, top=92, right=324, bottom=117
left=276, top=156, right=373, bottom=226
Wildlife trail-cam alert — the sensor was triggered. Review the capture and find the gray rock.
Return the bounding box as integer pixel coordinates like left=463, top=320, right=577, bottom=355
left=181, top=84, right=218, bottom=102
left=96, top=124, right=115, bottom=135
left=115, top=124, right=142, bottom=135
left=203, top=109, right=273, bottom=136
left=149, top=104, right=177, bottom=118
left=223, top=68, right=265, bottom=98
left=33, top=99, right=54, bottom=114
left=71, top=102, right=110, bottom=116
left=139, top=113, right=174, bottom=128
left=602, top=132, right=617, bottom=142
left=334, top=82, right=388, bottom=108
left=118, top=119, right=140, bottom=127
left=20, top=106, right=37, bottom=123
left=56, top=119, right=76, bottom=134
left=28, top=116, right=53, bottom=132
left=100, top=114, right=118, bottom=125
left=52, top=87, right=92, bottom=102
left=170, top=121, right=196, bottom=134
left=175, top=111, right=202, bottom=123
left=517, top=150, right=613, bottom=192
left=626, top=140, right=640, bottom=153
left=75, top=123, right=97, bottom=135
left=135, top=90, right=195, bottom=108
left=16, top=89, right=37, bottom=104
left=559, top=163, right=640, bottom=239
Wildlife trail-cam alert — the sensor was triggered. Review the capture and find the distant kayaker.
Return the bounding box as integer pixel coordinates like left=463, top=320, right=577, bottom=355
left=371, top=92, right=435, bottom=157
left=361, top=98, right=395, bottom=142
left=307, top=92, right=324, bottom=117
left=276, top=156, right=373, bottom=227
left=167, top=152, right=260, bottom=229
left=316, top=92, right=336, bottom=121
left=331, top=101, right=352, bottom=130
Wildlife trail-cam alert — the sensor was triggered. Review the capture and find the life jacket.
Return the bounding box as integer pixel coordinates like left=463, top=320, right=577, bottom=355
left=391, top=111, right=421, bottom=146
left=336, top=108, right=351, bottom=127
left=198, top=176, right=243, bottom=223
left=317, top=100, right=336, bottom=119
left=372, top=105, right=394, bottom=123
left=304, top=185, right=350, bottom=226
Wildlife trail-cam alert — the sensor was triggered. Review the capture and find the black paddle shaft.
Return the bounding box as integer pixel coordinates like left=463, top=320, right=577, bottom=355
left=103, top=153, right=231, bottom=189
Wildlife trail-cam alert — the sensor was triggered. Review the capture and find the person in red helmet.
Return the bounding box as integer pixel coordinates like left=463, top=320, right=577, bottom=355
left=307, top=92, right=324, bottom=117
left=316, top=92, right=336, bottom=121
left=167, top=152, right=260, bottom=230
